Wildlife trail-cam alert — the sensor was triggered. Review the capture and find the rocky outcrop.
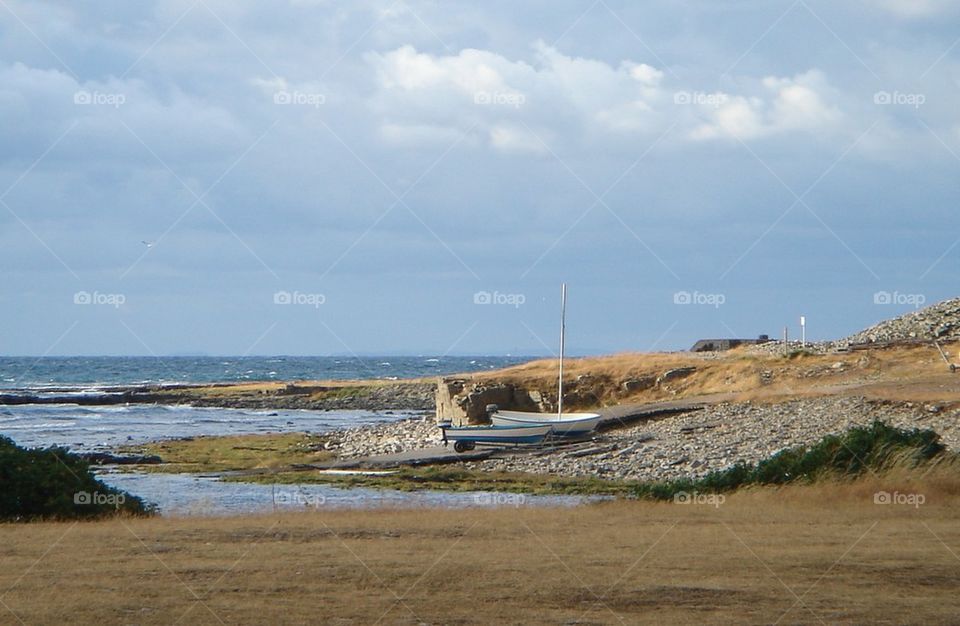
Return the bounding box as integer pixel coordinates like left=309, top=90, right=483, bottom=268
left=621, top=377, right=656, bottom=393
left=0, top=382, right=436, bottom=412
left=79, top=452, right=162, bottom=465
left=435, top=378, right=545, bottom=425
left=842, top=297, right=960, bottom=345
left=656, top=367, right=696, bottom=386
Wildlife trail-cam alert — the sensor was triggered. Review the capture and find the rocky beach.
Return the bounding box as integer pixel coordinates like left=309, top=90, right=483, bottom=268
left=316, top=396, right=960, bottom=482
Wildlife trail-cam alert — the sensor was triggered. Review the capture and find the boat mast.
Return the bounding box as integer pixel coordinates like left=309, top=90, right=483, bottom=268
left=558, top=283, right=566, bottom=419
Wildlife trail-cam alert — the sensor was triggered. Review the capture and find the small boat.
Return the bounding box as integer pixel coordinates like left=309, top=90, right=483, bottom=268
left=439, top=422, right=553, bottom=453
left=490, top=409, right=602, bottom=437
left=490, top=284, right=602, bottom=438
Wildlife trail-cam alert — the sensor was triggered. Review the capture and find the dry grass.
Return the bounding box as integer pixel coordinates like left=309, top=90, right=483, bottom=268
left=467, top=342, right=960, bottom=408
left=2, top=481, right=959, bottom=625
left=139, top=342, right=960, bottom=412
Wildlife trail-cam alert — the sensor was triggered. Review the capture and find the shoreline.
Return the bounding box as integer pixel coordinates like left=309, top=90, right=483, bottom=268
left=0, top=379, right=436, bottom=411
left=118, top=393, right=960, bottom=497
left=7, top=340, right=960, bottom=497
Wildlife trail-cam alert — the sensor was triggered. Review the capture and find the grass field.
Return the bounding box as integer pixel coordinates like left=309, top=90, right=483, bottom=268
left=2, top=478, right=959, bottom=625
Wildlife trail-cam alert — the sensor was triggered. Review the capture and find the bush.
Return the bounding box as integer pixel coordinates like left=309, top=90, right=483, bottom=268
left=632, top=421, right=946, bottom=500
left=0, top=436, right=155, bottom=521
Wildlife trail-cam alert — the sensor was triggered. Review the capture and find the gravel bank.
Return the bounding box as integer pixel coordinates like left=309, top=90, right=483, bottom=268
left=327, top=397, right=960, bottom=482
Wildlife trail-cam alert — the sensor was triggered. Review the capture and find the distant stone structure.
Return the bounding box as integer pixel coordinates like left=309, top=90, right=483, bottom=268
left=690, top=335, right=770, bottom=352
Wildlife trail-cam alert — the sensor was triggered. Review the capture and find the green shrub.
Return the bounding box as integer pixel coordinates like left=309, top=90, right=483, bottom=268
left=632, top=421, right=946, bottom=501
left=0, top=436, right=155, bottom=521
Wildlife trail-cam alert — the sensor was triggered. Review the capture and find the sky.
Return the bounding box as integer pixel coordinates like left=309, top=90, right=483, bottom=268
left=0, top=0, right=958, bottom=356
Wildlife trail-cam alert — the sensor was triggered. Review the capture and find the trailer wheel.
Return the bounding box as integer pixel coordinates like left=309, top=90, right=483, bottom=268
left=454, top=440, right=471, bottom=453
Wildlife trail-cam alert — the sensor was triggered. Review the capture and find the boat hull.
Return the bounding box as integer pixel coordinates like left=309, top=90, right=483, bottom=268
left=440, top=423, right=553, bottom=445
left=489, top=410, right=602, bottom=436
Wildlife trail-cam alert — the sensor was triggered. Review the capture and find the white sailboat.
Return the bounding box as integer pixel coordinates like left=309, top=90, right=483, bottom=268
left=490, top=284, right=602, bottom=436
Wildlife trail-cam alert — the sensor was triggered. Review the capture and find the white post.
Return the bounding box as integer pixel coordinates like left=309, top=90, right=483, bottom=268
left=800, top=316, right=806, bottom=347
left=558, top=283, right=566, bottom=419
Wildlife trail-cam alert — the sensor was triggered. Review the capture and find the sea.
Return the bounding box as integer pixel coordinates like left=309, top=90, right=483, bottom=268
left=0, top=355, right=531, bottom=390
left=0, top=356, right=592, bottom=514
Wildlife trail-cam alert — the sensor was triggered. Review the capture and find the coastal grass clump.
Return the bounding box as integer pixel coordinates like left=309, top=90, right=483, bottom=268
left=0, top=436, right=154, bottom=521
left=126, top=432, right=334, bottom=473
left=632, top=420, right=947, bottom=501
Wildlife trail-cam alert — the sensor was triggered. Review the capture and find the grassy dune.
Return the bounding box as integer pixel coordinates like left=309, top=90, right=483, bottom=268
left=1, top=479, right=959, bottom=625
left=470, top=341, right=960, bottom=407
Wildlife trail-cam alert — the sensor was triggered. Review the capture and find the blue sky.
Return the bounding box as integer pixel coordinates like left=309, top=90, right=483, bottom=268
left=1, top=0, right=958, bottom=356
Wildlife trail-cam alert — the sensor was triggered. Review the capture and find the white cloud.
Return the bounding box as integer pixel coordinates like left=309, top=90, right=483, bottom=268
left=628, top=63, right=664, bottom=85
left=367, top=41, right=672, bottom=150
left=691, top=71, right=841, bottom=140
left=368, top=43, right=848, bottom=149
left=371, top=44, right=515, bottom=94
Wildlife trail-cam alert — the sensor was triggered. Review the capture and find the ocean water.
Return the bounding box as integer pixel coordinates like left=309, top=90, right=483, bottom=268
left=0, top=355, right=557, bottom=513
left=0, top=355, right=532, bottom=390
left=0, top=403, right=419, bottom=451
left=0, top=404, right=600, bottom=514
